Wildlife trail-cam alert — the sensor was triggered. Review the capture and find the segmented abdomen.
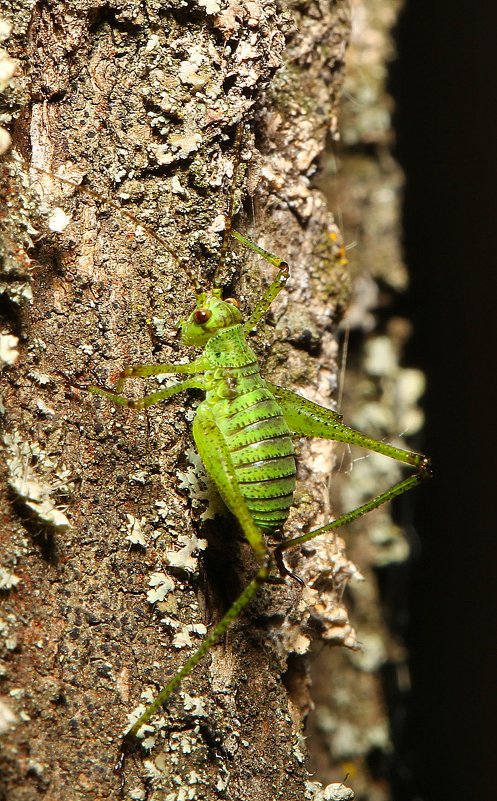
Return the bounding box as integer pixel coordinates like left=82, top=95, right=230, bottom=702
left=217, top=383, right=296, bottom=532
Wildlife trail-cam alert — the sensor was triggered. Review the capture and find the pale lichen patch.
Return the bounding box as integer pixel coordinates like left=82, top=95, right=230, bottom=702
left=0, top=333, right=19, bottom=366
left=128, top=469, right=149, bottom=485
left=0, top=698, right=17, bottom=735
left=177, top=448, right=225, bottom=522
left=47, top=206, right=72, bottom=233
left=165, top=621, right=207, bottom=650
left=179, top=56, right=209, bottom=91
left=216, top=766, right=231, bottom=794
left=197, top=0, right=221, bottom=14
left=3, top=431, right=73, bottom=531
left=348, top=632, right=387, bottom=673
left=145, top=34, right=160, bottom=52
left=0, top=20, right=15, bottom=154
left=155, top=132, right=202, bottom=166
left=125, top=703, right=156, bottom=740
left=147, top=572, right=175, bottom=603
left=129, top=788, right=146, bottom=801
left=305, top=781, right=355, bottom=801
left=28, top=371, right=51, bottom=386
left=154, top=500, right=169, bottom=519
left=124, top=514, right=148, bottom=546
left=0, top=568, right=20, bottom=590
left=165, top=533, right=207, bottom=574
left=0, top=616, right=18, bottom=652
left=181, top=693, right=207, bottom=718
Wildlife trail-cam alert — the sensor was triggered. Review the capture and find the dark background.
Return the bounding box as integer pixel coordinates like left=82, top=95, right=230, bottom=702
left=392, top=2, right=497, bottom=799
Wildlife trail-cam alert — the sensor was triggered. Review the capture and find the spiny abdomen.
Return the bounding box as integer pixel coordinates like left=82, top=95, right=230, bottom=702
left=217, top=384, right=296, bottom=532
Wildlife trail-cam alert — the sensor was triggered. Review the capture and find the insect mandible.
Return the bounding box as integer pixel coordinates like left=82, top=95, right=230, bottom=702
left=31, top=142, right=431, bottom=757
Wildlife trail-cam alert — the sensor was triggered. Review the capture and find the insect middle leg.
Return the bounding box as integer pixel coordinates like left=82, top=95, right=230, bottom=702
left=80, top=375, right=205, bottom=409
left=68, top=356, right=208, bottom=407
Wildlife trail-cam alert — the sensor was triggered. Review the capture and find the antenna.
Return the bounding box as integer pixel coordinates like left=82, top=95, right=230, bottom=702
left=213, top=122, right=244, bottom=289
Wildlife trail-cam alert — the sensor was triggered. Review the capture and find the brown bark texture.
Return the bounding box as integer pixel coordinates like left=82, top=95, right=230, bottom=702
left=0, top=2, right=366, bottom=801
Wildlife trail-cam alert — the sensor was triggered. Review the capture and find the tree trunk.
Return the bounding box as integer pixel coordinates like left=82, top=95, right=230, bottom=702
left=0, top=2, right=361, bottom=800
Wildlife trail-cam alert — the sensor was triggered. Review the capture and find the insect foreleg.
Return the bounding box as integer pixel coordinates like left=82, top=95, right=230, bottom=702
left=230, top=230, right=290, bottom=334
left=268, top=383, right=430, bottom=472
left=118, top=356, right=208, bottom=380
left=193, top=405, right=268, bottom=559
left=86, top=376, right=205, bottom=409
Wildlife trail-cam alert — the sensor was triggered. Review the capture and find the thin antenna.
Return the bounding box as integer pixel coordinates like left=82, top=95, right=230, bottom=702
left=29, top=164, right=201, bottom=291
left=336, top=322, right=350, bottom=414
left=214, top=122, right=244, bottom=288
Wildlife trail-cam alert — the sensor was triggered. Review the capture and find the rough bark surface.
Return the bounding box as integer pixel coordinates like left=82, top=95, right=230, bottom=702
left=0, top=3, right=360, bottom=801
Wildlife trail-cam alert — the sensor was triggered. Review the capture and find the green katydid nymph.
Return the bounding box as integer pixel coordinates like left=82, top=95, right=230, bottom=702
left=30, top=145, right=431, bottom=769
left=75, top=230, right=430, bottom=746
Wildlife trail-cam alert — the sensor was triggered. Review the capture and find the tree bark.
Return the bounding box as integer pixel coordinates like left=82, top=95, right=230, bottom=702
left=0, top=2, right=360, bottom=800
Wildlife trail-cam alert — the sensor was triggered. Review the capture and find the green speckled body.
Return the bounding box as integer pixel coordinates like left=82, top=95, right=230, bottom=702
left=200, top=327, right=296, bottom=532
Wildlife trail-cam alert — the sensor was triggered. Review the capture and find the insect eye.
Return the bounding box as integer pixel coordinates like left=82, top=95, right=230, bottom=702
left=193, top=308, right=212, bottom=325
left=225, top=298, right=240, bottom=308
